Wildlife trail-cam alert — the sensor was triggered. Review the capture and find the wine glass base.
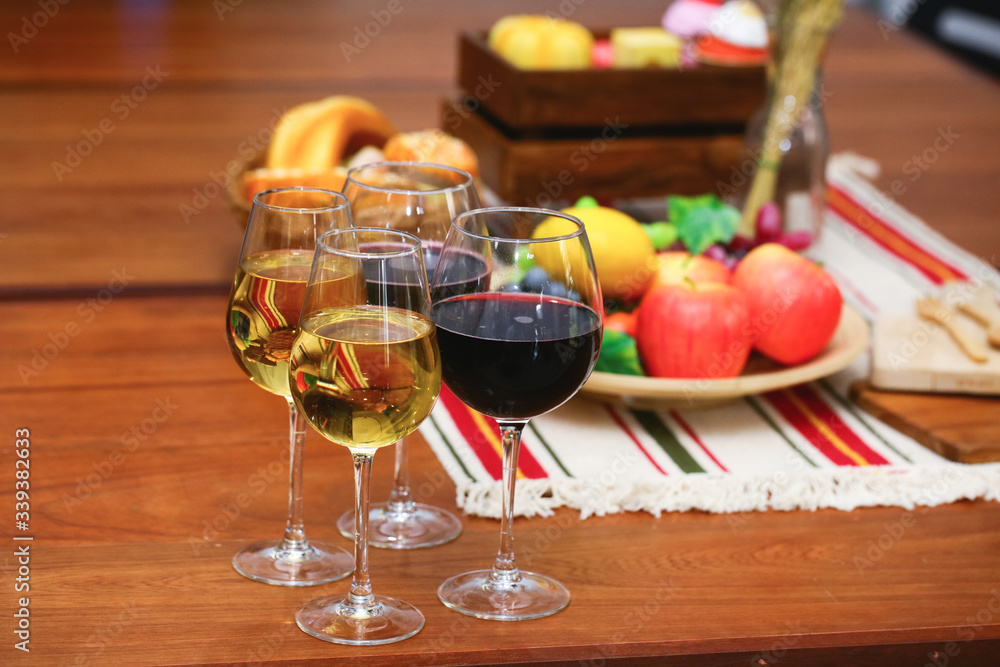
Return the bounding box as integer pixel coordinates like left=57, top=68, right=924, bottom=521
left=296, top=594, right=425, bottom=645
left=337, top=503, right=462, bottom=549
left=437, top=569, right=570, bottom=621
left=232, top=540, right=354, bottom=587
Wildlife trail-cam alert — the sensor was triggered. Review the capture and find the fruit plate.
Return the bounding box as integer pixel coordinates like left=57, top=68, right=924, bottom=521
left=580, top=304, right=869, bottom=410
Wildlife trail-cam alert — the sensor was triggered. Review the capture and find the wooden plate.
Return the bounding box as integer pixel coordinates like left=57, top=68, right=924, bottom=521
left=580, top=304, right=869, bottom=409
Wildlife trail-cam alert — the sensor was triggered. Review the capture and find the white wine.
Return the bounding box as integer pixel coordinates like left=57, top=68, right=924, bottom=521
left=290, top=306, right=440, bottom=449
left=227, top=249, right=312, bottom=396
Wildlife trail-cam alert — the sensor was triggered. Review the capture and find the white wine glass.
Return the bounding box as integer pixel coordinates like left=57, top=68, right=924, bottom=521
left=430, top=207, right=603, bottom=620
left=226, top=187, right=354, bottom=586
left=290, top=227, right=440, bottom=644
left=337, top=161, right=478, bottom=549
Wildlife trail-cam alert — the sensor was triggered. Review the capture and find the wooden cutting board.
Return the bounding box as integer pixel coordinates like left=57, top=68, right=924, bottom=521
left=869, top=310, right=1000, bottom=395
left=850, top=381, right=1000, bottom=463
left=861, top=283, right=1000, bottom=462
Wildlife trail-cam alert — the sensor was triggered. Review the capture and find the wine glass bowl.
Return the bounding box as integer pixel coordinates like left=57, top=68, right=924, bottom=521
left=337, top=161, right=478, bottom=549
left=430, top=207, right=603, bottom=620
left=226, top=187, right=355, bottom=586
left=290, top=227, right=440, bottom=645
left=345, top=160, right=478, bottom=242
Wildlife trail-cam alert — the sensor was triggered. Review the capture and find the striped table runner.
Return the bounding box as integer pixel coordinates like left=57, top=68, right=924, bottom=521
left=420, top=153, right=1000, bottom=518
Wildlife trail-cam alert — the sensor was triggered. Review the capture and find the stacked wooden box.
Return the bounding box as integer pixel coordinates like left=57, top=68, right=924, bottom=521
left=443, top=30, right=767, bottom=206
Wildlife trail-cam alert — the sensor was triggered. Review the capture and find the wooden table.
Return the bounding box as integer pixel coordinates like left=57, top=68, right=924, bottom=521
left=1, top=2, right=998, bottom=665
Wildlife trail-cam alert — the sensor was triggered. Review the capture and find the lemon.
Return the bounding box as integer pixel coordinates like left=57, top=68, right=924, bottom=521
left=533, top=203, right=656, bottom=302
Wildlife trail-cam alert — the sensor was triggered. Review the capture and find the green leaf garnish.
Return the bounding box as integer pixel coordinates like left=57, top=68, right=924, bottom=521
left=667, top=194, right=740, bottom=256
left=595, top=329, right=645, bottom=376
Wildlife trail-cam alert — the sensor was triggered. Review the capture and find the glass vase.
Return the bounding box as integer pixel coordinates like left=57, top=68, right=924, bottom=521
left=740, top=69, right=829, bottom=245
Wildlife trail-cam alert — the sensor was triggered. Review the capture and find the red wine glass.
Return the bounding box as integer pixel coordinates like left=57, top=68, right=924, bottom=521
left=430, top=207, right=603, bottom=620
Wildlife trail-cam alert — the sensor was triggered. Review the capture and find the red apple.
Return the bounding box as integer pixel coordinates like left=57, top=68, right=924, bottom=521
left=636, top=281, right=752, bottom=379
left=604, top=310, right=637, bottom=338
left=732, top=243, right=843, bottom=365
left=649, top=251, right=731, bottom=292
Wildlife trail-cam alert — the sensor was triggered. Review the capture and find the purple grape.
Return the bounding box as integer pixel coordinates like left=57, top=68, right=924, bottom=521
left=755, top=202, right=782, bottom=243
left=778, top=231, right=813, bottom=251
left=703, top=244, right=728, bottom=263
left=728, top=234, right=756, bottom=252
left=541, top=281, right=568, bottom=298
left=521, top=266, right=550, bottom=292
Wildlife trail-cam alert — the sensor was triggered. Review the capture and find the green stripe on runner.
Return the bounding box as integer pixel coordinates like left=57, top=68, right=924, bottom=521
left=817, top=379, right=914, bottom=464
left=527, top=421, right=573, bottom=478
left=745, top=397, right=820, bottom=468
left=427, top=413, right=476, bottom=482
left=630, top=410, right=705, bottom=474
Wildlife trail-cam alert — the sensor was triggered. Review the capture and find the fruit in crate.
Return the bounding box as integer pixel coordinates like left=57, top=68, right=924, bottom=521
left=533, top=197, right=656, bottom=302
left=636, top=281, right=752, bottom=379
left=488, top=15, right=594, bottom=69
left=732, top=243, right=843, bottom=365
left=610, top=27, right=682, bottom=68
left=662, top=0, right=722, bottom=39
left=695, top=0, right=769, bottom=66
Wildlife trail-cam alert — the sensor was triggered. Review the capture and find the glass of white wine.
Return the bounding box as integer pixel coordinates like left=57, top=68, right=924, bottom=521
left=290, top=227, right=440, bottom=645
left=338, top=161, right=478, bottom=549
left=226, top=187, right=354, bottom=586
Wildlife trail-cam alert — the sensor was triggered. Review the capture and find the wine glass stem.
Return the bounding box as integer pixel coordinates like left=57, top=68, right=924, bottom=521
left=348, top=450, right=377, bottom=609
left=491, top=421, right=526, bottom=585
left=279, top=398, right=309, bottom=553
left=385, top=435, right=415, bottom=515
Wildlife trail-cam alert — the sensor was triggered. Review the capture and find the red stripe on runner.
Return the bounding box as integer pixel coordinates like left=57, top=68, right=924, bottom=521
left=763, top=389, right=857, bottom=467
left=437, top=386, right=548, bottom=480
left=790, top=385, right=889, bottom=466
left=604, top=405, right=668, bottom=476
left=826, top=185, right=967, bottom=285
left=669, top=411, right=729, bottom=473
left=440, top=387, right=501, bottom=480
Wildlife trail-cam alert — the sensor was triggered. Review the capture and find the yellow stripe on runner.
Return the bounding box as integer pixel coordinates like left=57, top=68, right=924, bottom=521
left=467, top=409, right=526, bottom=480
left=784, top=389, right=869, bottom=467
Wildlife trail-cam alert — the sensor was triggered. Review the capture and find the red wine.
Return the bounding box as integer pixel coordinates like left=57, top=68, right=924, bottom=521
left=432, top=292, right=601, bottom=420
left=360, top=241, right=489, bottom=308
left=427, top=241, right=491, bottom=301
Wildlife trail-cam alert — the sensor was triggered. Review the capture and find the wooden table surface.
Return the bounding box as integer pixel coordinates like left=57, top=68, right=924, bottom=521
left=2, top=1, right=999, bottom=665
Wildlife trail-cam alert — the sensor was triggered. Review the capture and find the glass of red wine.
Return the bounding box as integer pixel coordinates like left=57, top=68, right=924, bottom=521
left=430, top=207, right=603, bottom=620
left=338, top=161, right=479, bottom=549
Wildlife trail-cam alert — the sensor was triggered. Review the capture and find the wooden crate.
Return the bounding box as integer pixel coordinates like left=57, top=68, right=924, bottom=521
left=455, top=30, right=766, bottom=133
left=445, top=30, right=765, bottom=204
left=443, top=100, right=748, bottom=206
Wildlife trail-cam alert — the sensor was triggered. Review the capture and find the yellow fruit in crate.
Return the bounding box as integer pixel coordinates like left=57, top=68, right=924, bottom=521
left=533, top=200, right=656, bottom=302
left=266, top=95, right=396, bottom=170
left=488, top=15, right=594, bottom=70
